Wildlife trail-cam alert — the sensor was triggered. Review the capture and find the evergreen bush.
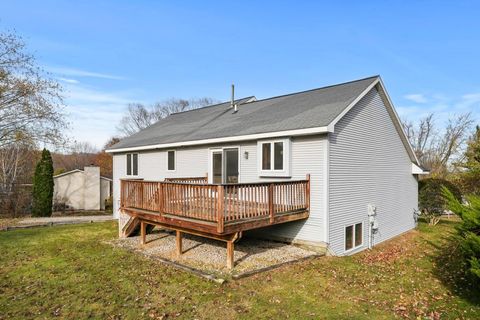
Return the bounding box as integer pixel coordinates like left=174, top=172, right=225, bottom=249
left=32, top=148, right=54, bottom=217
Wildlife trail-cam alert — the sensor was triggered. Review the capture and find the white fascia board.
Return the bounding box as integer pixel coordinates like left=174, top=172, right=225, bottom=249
left=106, top=126, right=331, bottom=153
left=53, top=169, right=83, bottom=178
left=377, top=78, right=421, bottom=165
left=328, top=76, right=421, bottom=166
left=328, top=78, right=380, bottom=129
left=412, top=163, right=429, bottom=175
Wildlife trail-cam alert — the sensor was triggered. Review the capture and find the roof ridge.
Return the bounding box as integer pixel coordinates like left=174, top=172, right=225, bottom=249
left=169, top=96, right=256, bottom=116
left=240, top=75, right=379, bottom=105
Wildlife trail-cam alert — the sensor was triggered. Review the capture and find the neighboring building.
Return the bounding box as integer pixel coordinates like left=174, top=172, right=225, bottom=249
left=53, top=166, right=112, bottom=211
left=107, top=76, right=427, bottom=261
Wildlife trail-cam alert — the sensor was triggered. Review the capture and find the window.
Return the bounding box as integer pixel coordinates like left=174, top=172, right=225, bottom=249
left=258, top=139, right=290, bottom=177
left=167, top=150, right=175, bottom=171
left=274, top=142, right=283, bottom=170
left=126, top=153, right=138, bottom=176
left=262, top=143, right=271, bottom=170
left=345, top=222, right=363, bottom=251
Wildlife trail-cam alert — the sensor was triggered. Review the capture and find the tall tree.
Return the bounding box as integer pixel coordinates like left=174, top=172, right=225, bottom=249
left=32, top=148, right=54, bottom=217
left=93, top=137, right=121, bottom=178
left=402, top=112, right=473, bottom=177
left=444, top=188, right=480, bottom=281
left=0, top=30, right=67, bottom=148
left=463, top=125, right=480, bottom=171
left=457, top=126, right=480, bottom=195
left=117, top=98, right=218, bottom=136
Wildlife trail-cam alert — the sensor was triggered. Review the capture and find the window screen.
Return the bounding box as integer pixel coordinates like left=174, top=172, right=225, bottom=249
left=168, top=151, right=175, bottom=171
left=345, top=225, right=353, bottom=251
left=262, top=143, right=271, bottom=170
left=126, top=154, right=132, bottom=175
left=274, top=142, right=283, bottom=170
left=355, top=223, right=362, bottom=247
left=132, top=154, right=138, bottom=175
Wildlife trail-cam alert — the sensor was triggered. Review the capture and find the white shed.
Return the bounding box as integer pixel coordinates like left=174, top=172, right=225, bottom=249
left=53, top=166, right=112, bottom=211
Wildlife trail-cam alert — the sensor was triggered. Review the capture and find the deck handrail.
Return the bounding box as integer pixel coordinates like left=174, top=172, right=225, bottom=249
left=164, top=176, right=208, bottom=184
left=120, top=175, right=310, bottom=233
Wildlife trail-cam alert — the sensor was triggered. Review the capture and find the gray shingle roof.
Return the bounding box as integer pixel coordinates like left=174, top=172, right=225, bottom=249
left=109, top=76, right=379, bottom=151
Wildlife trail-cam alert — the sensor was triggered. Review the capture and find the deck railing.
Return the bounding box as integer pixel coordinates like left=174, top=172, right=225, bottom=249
left=120, top=176, right=310, bottom=233
left=164, top=176, right=208, bottom=184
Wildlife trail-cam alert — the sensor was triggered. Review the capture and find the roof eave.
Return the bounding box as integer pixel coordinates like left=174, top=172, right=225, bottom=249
left=106, top=125, right=332, bottom=153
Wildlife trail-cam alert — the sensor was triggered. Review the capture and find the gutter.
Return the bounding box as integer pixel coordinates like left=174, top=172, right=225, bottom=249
left=106, top=125, right=333, bottom=153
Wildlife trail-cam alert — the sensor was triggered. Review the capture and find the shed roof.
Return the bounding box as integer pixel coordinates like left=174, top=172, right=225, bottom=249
left=53, top=169, right=112, bottom=181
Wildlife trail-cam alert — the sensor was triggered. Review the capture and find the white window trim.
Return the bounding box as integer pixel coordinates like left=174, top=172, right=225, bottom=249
left=344, top=222, right=363, bottom=253
left=126, top=153, right=139, bottom=177
left=208, top=146, right=241, bottom=184
left=257, top=138, right=291, bottom=177
left=166, top=150, right=176, bottom=172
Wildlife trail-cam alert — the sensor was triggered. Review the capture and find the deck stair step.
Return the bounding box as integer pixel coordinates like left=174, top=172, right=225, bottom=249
left=122, top=216, right=155, bottom=237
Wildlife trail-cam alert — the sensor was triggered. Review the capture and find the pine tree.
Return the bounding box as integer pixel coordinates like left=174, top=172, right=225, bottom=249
left=32, top=148, right=54, bottom=217
left=443, top=187, right=480, bottom=280
left=459, top=126, right=480, bottom=195
left=464, top=126, right=480, bottom=169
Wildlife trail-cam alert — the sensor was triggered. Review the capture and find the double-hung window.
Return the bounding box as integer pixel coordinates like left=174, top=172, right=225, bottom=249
left=258, top=139, right=290, bottom=177
left=345, top=222, right=363, bottom=252
left=126, top=153, right=138, bottom=176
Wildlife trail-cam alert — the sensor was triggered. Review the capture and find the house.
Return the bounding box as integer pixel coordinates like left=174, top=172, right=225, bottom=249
left=107, top=76, right=427, bottom=268
left=53, top=166, right=112, bottom=211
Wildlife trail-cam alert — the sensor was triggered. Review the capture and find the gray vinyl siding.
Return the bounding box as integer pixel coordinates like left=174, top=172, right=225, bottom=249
left=112, top=136, right=327, bottom=243
left=328, top=87, right=418, bottom=255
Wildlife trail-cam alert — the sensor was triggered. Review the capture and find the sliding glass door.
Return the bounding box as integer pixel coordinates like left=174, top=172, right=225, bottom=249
left=211, top=148, right=239, bottom=184
left=224, top=148, right=239, bottom=184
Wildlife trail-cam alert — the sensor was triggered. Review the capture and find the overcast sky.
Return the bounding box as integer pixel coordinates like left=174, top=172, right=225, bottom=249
left=1, top=1, right=479, bottom=148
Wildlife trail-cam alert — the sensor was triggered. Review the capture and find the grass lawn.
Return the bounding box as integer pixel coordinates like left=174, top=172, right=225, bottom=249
left=0, top=220, right=479, bottom=319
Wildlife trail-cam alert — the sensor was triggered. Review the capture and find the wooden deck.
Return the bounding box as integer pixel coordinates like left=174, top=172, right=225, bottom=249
left=120, top=176, right=310, bottom=268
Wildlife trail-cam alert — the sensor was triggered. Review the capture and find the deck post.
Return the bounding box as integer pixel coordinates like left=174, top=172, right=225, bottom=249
left=120, top=180, right=124, bottom=209
left=158, top=182, right=164, bottom=214
left=176, top=230, right=183, bottom=256
left=217, top=185, right=224, bottom=233
left=226, top=240, right=234, bottom=269
left=306, top=174, right=311, bottom=211
left=269, top=183, right=274, bottom=223
left=140, top=221, right=146, bottom=245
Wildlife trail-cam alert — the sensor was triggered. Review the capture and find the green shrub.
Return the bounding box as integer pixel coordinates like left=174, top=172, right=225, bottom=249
left=419, top=178, right=462, bottom=214
left=444, top=188, right=480, bottom=281
left=32, top=148, right=54, bottom=217
left=104, top=196, right=113, bottom=212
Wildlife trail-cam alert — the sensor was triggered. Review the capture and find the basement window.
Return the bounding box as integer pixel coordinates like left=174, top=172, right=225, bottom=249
left=257, top=139, right=291, bottom=177
left=345, top=223, right=363, bottom=252
left=126, top=153, right=138, bottom=176
left=167, top=150, right=176, bottom=171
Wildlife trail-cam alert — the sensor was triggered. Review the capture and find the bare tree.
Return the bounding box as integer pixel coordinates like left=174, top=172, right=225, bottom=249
left=52, top=141, right=98, bottom=173
left=0, top=30, right=67, bottom=148
left=0, top=139, right=36, bottom=193
left=403, top=113, right=435, bottom=162
left=117, top=97, right=218, bottom=136
left=402, top=112, right=474, bottom=176
left=0, top=30, right=67, bottom=215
